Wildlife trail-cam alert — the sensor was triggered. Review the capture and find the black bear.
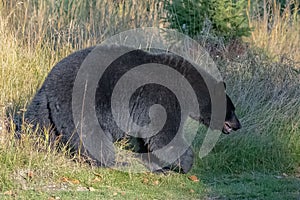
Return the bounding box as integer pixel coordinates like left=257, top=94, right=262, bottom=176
left=24, top=45, right=241, bottom=173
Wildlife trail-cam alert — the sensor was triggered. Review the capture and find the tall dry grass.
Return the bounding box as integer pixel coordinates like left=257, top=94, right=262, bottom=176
left=0, top=0, right=165, bottom=114
left=247, top=0, right=300, bottom=63
left=0, top=0, right=165, bottom=50
left=0, top=0, right=167, bottom=193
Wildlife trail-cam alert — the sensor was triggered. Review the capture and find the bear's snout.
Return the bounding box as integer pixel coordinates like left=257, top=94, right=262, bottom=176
left=222, top=112, right=241, bottom=134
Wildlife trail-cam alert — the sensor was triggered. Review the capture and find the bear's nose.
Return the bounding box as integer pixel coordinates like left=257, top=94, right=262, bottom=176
left=233, top=120, right=242, bottom=130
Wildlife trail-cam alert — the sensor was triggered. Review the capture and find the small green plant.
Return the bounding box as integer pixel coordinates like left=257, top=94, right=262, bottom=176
left=163, top=0, right=252, bottom=41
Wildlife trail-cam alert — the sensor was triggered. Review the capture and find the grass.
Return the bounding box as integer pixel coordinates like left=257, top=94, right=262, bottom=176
left=0, top=129, right=206, bottom=199
left=0, top=174, right=299, bottom=200
left=201, top=172, right=300, bottom=200
left=1, top=0, right=300, bottom=199
left=247, top=0, right=300, bottom=63
left=203, top=55, right=300, bottom=173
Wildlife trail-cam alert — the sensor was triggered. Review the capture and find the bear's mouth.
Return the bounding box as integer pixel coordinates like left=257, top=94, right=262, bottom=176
left=222, top=122, right=233, bottom=134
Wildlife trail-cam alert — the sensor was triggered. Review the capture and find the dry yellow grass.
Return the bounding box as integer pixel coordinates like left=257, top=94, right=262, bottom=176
left=247, top=0, right=300, bottom=63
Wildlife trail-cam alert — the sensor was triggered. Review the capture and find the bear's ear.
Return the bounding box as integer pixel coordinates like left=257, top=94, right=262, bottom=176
left=222, top=81, right=226, bottom=90
left=213, top=81, right=226, bottom=98
left=216, top=81, right=226, bottom=90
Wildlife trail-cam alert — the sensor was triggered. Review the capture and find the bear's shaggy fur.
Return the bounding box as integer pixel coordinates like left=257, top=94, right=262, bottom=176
left=24, top=45, right=241, bottom=173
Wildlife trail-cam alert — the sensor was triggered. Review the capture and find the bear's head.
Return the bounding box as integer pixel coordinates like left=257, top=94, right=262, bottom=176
left=189, top=81, right=241, bottom=134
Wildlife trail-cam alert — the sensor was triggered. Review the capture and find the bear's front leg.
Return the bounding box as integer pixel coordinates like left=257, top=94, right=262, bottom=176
left=168, top=146, right=194, bottom=173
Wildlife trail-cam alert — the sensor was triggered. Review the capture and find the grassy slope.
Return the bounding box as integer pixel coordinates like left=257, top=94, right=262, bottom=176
left=0, top=173, right=299, bottom=200
left=1, top=0, right=300, bottom=199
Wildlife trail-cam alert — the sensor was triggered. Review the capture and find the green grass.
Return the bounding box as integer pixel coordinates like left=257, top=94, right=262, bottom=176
left=0, top=161, right=207, bottom=199
left=0, top=130, right=206, bottom=199
left=201, top=172, right=300, bottom=200
left=1, top=0, right=300, bottom=199
left=0, top=157, right=299, bottom=200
